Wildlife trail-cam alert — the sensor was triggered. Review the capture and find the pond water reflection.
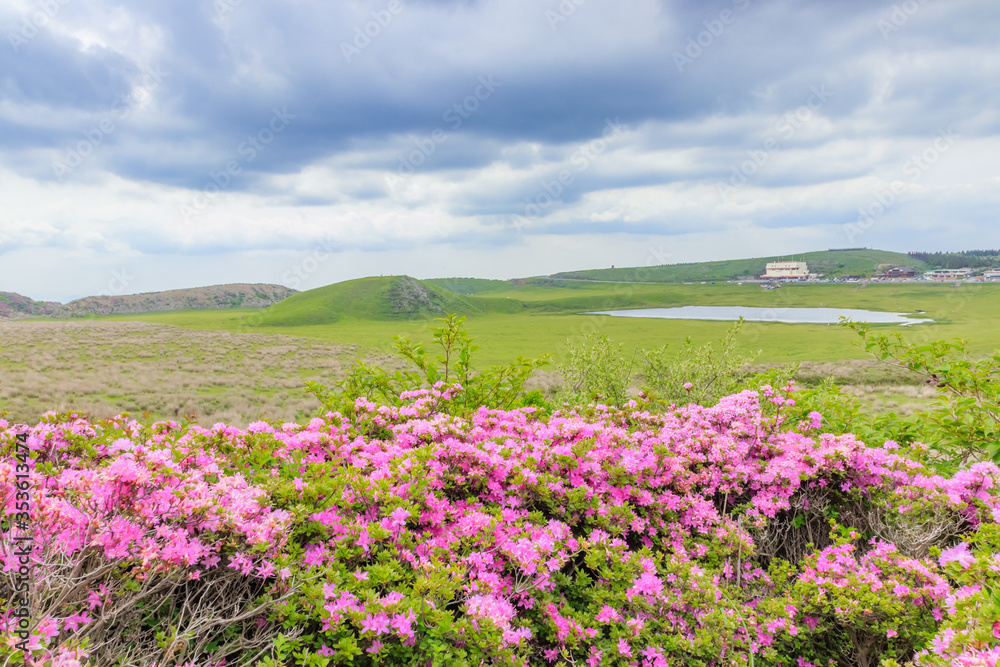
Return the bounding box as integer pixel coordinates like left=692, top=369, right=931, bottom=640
left=585, top=306, right=929, bottom=326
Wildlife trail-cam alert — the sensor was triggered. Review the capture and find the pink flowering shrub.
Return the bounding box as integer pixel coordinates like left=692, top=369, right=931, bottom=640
left=3, top=384, right=1000, bottom=666
left=0, top=414, right=296, bottom=665
left=910, top=523, right=1000, bottom=667
left=773, top=536, right=949, bottom=667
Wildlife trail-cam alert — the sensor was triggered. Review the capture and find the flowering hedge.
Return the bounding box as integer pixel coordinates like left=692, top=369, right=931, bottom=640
left=3, top=385, right=1000, bottom=666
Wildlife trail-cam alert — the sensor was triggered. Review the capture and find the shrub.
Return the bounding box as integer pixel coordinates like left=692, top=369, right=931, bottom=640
left=556, top=332, right=636, bottom=407
left=785, top=321, right=1000, bottom=472
left=845, top=321, right=1000, bottom=468
left=557, top=319, right=761, bottom=409
left=6, top=320, right=1000, bottom=665
left=641, top=317, right=760, bottom=408
left=5, top=387, right=1000, bottom=666
left=306, top=313, right=550, bottom=418
left=0, top=414, right=296, bottom=666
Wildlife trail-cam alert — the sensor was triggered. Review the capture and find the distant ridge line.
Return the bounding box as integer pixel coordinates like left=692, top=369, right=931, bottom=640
left=0, top=283, right=297, bottom=319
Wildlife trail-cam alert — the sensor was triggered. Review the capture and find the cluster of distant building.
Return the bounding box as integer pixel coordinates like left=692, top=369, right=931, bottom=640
left=760, top=261, right=814, bottom=280
left=756, top=262, right=1000, bottom=283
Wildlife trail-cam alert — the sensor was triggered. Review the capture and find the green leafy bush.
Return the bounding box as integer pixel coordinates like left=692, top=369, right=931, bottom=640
left=641, top=317, right=760, bottom=408
left=556, top=332, right=637, bottom=407
left=845, top=321, right=1000, bottom=467
left=786, top=321, right=1000, bottom=471
left=306, top=313, right=550, bottom=418
left=556, top=319, right=761, bottom=408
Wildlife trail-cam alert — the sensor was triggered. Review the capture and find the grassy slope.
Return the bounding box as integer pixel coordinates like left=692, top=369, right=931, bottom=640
left=424, top=278, right=513, bottom=294
left=247, top=276, right=522, bottom=327
left=549, top=249, right=929, bottom=282
left=100, top=282, right=1000, bottom=366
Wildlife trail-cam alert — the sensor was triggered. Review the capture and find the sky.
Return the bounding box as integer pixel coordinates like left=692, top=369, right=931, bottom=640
left=1, top=0, right=998, bottom=302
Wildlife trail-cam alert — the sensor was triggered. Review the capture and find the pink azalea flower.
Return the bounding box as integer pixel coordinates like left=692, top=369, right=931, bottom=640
left=389, top=507, right=410, bottom=528
left=595, top=605, right=622, bottom=623
left=939, top=543, right=975, bottom=569
left=360, top=612, right=390, bottom=635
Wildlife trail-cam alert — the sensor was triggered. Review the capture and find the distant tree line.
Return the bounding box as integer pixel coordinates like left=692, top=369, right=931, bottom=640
left=909, top=250, right=1000, bottom=269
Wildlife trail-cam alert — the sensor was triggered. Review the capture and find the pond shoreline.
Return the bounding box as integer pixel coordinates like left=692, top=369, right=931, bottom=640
left=585, top=305, right=930, bottom=326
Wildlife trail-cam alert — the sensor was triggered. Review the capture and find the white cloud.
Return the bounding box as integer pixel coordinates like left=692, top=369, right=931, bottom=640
left=1, top=0, right=999, bottom=301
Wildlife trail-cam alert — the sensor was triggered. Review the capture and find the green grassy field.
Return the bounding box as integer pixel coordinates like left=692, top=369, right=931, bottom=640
left=8, top=279, right=996, bottom=427
left=549, top=248, right=929, bottom=282
left=95, top=281, right=1000, bottom=365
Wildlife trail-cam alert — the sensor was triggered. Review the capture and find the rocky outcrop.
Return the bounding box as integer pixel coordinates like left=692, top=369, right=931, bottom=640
left=385, top=276, right=447, bottom=317
left=0, top=284, right=297, bottom=318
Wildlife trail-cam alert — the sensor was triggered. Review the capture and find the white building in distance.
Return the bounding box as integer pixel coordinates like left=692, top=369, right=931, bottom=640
left=762, top=261, right=810, bottom=279
left=924, top=268, right=973, bottom=280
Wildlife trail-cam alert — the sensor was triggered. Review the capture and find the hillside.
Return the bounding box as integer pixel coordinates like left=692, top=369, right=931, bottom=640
left=0, top=284, right=296, bottom=319
left=248, top=275, right=523, bottom=327
left=549, top=249, right=929, bottom=283
left=0, top=292, right=66, bottom=318
left=425, top=277, right=513, bottom=294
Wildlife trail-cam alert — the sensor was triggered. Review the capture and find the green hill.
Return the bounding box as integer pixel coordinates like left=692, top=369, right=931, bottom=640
left=0, top=284, right=295, bottom=319
left=549, top=249, right=929, bottom=283
left=248, top=276, right=522, bottom=327
left=425, top=277, right=512, bottom=294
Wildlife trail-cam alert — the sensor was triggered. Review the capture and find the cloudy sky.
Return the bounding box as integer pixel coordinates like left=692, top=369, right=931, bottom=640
left=1, top=0, right=998, bottom=301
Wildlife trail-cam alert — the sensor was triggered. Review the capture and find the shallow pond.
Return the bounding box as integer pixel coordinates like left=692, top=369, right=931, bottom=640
left=584, top=306, right=929, bottom=326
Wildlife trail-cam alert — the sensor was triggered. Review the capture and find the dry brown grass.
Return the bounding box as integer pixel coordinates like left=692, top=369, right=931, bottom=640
left=783, top=360, right=939, bottom=417
left=0, top=320, right=362, bottom=426
left=743, top=359, right=939, bottom=417
left=840, top=383, right=939, bottom=417
left=2, top=321, right=935, bottom=427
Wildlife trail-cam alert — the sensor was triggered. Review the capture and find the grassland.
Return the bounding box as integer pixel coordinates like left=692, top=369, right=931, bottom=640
left=4, top=279, right=997, bottom=427
left=0, top=320, right=367, bottom=426
left=87, top=281, right=1000, bottom=364
left=549, top=248, right=928, bottom=282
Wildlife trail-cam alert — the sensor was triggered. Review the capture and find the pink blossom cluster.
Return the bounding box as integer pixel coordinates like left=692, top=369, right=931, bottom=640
left=799, top=540, right=950, bottom=606
left=1, top=417, right=291, bottom=573
left=1, top=416, right=292, bottom=662
left=3, top=386, right=1000, bottom=665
